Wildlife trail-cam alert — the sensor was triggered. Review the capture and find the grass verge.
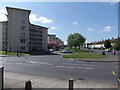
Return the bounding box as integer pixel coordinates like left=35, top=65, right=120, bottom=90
left=0, top=51, right=27, bottom=55
left=63, top=53, right=108, bottom=58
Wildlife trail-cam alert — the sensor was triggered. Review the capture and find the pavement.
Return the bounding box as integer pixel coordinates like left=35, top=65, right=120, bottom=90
left=4, top=72, right=118, bottom=89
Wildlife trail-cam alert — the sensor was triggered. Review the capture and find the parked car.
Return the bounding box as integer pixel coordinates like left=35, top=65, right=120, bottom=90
left=45, top=50, right=50, bottom=53
left=62, top=50, right=72, bottom=53
left=105, top=48, right=111, bottom=52
left=45, top=49, right=54, bottom=53
left=49, top=49, right=54, bottom=52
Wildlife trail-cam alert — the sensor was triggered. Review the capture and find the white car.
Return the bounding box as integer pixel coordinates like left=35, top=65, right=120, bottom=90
left=49, top=49, right=54, bottom=52
left=105, top=49, right=111, bottom=52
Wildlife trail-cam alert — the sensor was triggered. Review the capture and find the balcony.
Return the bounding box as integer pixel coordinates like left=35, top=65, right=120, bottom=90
left=20, top=36, right=27, bottom=40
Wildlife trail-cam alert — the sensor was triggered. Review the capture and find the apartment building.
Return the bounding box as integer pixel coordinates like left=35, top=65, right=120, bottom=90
left=0, top=21, right=7, bottom=51
left=29, top=24, right=48, bottom=51
left=48, top=34, right=56, bottom=42
left=0, top=7, right=48, bottom=52
left=48, top=34, right=64, bottom=46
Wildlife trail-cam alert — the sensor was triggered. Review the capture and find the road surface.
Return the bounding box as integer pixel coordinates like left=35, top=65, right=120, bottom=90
left=1, top=55, right=118, bottom=83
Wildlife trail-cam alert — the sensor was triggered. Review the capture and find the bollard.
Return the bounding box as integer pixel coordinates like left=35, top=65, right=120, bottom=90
left=25, top=81, right=32, bottom=90
left=1, top=67, right=4, bottom=90
left=68, top=79, right=73, bottom=90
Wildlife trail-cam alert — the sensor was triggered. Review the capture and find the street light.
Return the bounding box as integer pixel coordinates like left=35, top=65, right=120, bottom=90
left=5, top=14, right=8, bottom=55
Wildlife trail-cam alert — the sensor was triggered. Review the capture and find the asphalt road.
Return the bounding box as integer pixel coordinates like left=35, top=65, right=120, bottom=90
left=1, top=55, right=118, bottom=83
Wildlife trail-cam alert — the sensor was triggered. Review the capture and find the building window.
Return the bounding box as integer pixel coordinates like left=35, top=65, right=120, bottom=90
left=21, top=26, right=26, bottom=30
left=21, top=46, right=25, bottom=50
left=20, top=33, right=26, bottom=40
left=21, top=33, right=25, bottom=37
left=21, top=13, right=26, bottom=17
left=21, top=40, right=26, bottom=43
left=21, top=19, right=26, bottom=24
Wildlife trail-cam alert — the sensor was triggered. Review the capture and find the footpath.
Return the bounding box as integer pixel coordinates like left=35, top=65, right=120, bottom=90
left=4, top=72, right=118, bottom=89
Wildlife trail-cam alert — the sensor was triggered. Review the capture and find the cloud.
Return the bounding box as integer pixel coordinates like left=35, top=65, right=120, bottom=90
left=108, top=1, right=118, bottom=5
left=0, top=14, right=7, bottom=21
left=0, top=8, right=7, bottom=14
left=50, top=27, right=57, bottom=30
left=87, top=28, right=94, bottom=31
left=97, top=26, right=112, bottom=34
left=73, top=22, right=78, bottom=25
left=29, top=13, right=53, bottom=24
left=0, top=8, right=7, bottom=21
left=103, top=26, right=112, bottom=32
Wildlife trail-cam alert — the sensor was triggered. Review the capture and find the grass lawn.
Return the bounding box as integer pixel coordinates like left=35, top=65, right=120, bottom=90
left=0, top=51, right=27, bottom=55
left=63, top=53, right=108, bottom=58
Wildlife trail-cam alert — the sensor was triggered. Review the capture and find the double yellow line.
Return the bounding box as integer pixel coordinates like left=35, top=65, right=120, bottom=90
left=118, top=79, right=120, bottom=82
left=112, top=71, right=116, bottom=75
left=112, top=71, right=120, bottom=82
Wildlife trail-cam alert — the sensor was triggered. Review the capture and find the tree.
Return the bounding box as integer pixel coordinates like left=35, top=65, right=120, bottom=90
left=48, top=41, right=58, bottom=49
left=104, top=40, right=111, bottom=49
left=67, top=33, right=86, bottom=50
left=113, top=39, right=120, bottom=50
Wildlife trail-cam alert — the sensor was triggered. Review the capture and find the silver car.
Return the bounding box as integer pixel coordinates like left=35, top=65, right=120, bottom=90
left=62, top=50, right=72, bottom=53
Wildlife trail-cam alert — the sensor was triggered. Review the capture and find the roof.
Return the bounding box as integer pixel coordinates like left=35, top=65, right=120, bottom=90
left=87, top=37, right=119, bottom=45
left=30, top=23, right=48, bottom=29
left=6, top=7, right=31, bottom=12
left=48, top=34, right=56, bottom=36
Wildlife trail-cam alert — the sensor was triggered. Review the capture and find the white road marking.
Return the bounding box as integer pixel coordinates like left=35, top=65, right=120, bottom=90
left=26, top=61, right=52, bottom=66
left=56, top=66, right=74, bottom=68
left=77, top=67, right=94, bottom=70
left=39, top=62, right=52, bottom=66
left=76, top=61, right=83, bottom=63
left=82, top=64, right=94, bottom=66
left=69, top=59, right=74, bottom=60
left=16, top=63, right=31, bottom=65
left=63, top=63, right=78, bottom=65
left=1, top=59, right=8, bottom=62
left=114, top=66, right=118, bottom=68
left=28, top=61, right=36, bottom=64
